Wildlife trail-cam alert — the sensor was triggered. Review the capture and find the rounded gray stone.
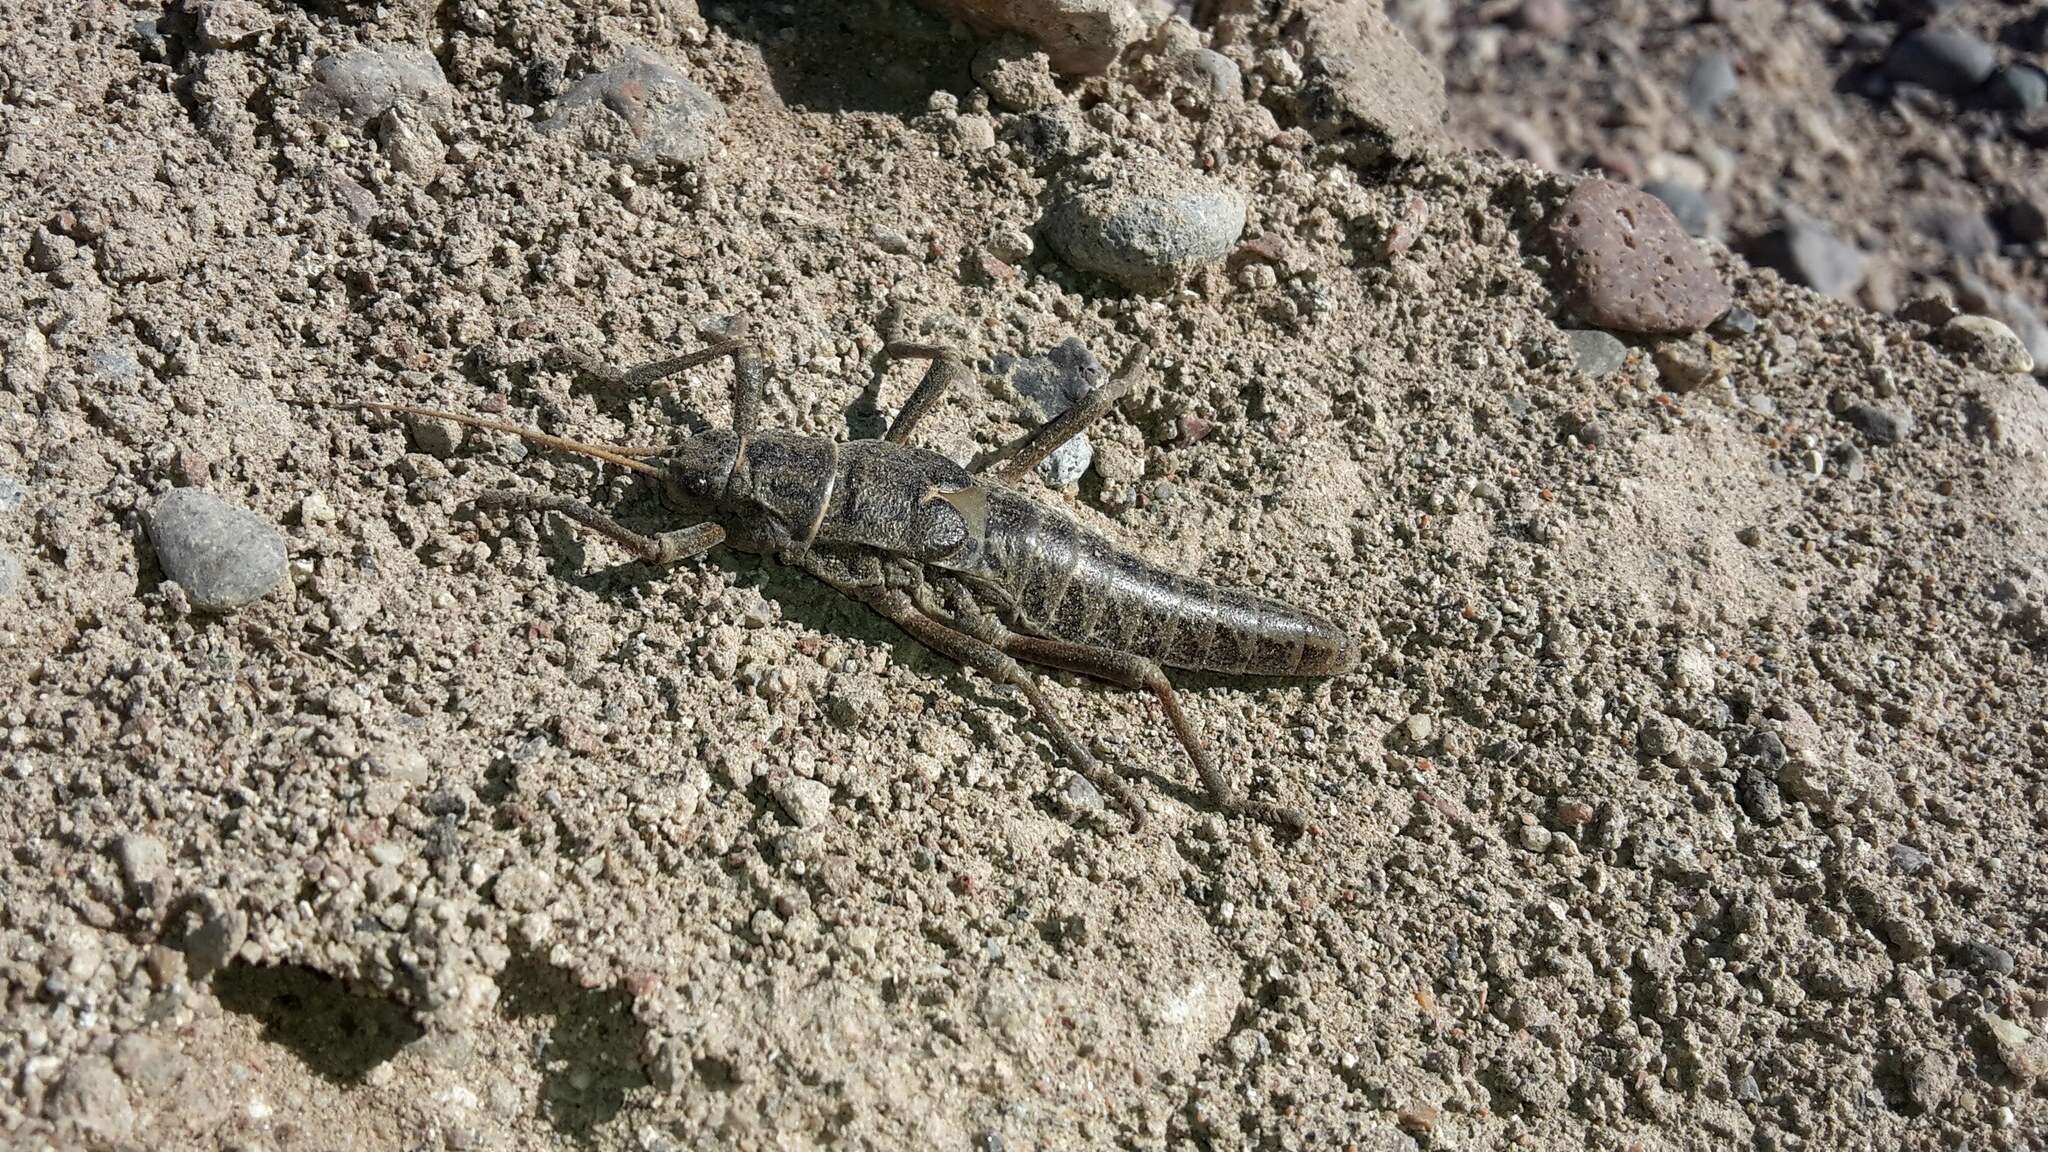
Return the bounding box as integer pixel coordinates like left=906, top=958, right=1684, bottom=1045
left=143, top=489, right=287, bottom=612
left=1563, top=329, right=1629, bottom=378
left=1884, top=26, right=1996, bottom=97
left=1941, top=314, right=2035, bottom=375
left=1045, top=157, right=1246, bottom=292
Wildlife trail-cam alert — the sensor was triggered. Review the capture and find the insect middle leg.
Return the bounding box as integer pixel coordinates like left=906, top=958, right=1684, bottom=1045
left=474, top=492, right=725, bottom=565
left=818, top=570, right=1149, bottom=828
left=973, top=350, right=1140, bottom=483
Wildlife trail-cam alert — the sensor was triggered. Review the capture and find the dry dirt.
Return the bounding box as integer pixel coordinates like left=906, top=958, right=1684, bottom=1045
left=3, top=2, right=2046, bottom=1150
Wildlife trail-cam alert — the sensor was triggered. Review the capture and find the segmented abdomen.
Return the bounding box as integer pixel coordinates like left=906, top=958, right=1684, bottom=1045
left=974, top=489, right=1357, bottom=677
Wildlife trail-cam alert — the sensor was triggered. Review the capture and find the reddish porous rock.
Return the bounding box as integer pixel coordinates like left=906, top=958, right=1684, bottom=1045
left=1545, top=179, right=1731, bottom=336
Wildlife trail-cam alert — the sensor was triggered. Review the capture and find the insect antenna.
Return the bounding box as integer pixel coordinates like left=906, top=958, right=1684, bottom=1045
left=300, top=400, right=669, bottom=477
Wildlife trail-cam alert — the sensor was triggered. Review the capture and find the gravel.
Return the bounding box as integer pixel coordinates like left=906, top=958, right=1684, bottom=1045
left=141, top=489, right=288, bottom=612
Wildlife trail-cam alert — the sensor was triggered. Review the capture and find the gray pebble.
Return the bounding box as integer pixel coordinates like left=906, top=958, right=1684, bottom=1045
left=1884, top=26, right=1997, bottom=97
left=1958, top=940, right=2016, bottom=978
left=143, top=489, right=288, bottom=612
left=1564, top=329, right=1629, bottom=378
left=997, top=337, right=1108, bottom=486
left=1888, top=842, right=1931, bottom=874
left=1643, top=179, right=1713, bottom=238
left=1174, top=48, right=1242, bottom=105
left=0, top=547, right=19, bottom=602
left=1840, top=401, right=1914, bottom=445
left=112, top=834, right=169, bottom=907
left=1710, top=306, right=1759, bottom=339
left=1750, top=213, right=1866, bottom=299
left=1045, top=156, right=1246, bottom=292
left=1059, top=772, right=1104, bottom=814
left=542, top=47, right=726, bottom=170
left=1986, top=64, right=2048, bottom=112
left=1683, top=52, right=1739, bottom=118
left=111, top=1034, right=185, bottom=1093
left=304, top=46, right=453, bottom=128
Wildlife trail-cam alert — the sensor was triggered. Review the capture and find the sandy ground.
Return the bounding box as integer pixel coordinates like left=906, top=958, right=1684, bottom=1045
left=3, top=1, right=2045, bottom=1150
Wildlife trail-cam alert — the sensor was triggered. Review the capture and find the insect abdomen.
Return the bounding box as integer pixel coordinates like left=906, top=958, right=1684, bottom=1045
left=979, top=491, right=1357, bottom=677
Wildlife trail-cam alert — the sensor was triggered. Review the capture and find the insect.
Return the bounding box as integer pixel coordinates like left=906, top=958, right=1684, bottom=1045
left=335, top=321, right=1357, bottom=831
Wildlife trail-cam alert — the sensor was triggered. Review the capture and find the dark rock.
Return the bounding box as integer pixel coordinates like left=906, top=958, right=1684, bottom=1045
left=1684, top=52, right=1739, bottom=118
left=1736, top=767, right=1783, bottom=824
left=1884, top=26, right=1997, bottom=97
left=1983, top=63, right=2047, bottom=112
left=1993, top=195, right=2047, bottom=244
left=1889, top=842, right=1931, bottom=873
left=1840, top=401, right=1915, bottom=444
left=1957, top=940, right=2017, bottom=978
left=1748, top=214, right=1866, bottom=298
left=1545, top=179, right=1731, bottom=335
left=1643, top=179, right=1713, bottom=237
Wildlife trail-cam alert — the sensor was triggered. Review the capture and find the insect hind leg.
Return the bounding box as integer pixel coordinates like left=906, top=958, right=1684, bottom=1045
left=474, top=491, right=724, bottom=565
left=972, top=349, right=1141, bottom=482
left=561, top=318, right=769, bottom=438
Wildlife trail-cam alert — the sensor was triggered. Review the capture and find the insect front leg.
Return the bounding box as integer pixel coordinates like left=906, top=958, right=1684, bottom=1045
left=474, top=492, right=724, bottom=565
left=563, top=318, right=769, bottom=438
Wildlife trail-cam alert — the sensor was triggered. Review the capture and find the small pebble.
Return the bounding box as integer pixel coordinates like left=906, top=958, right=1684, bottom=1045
left=0, top=547, right=20, bottom=602
left=1994, top=195, right=2048, bottom=245
left=996, top=337, right=1108, bottom=486
left=1710, top=306, right=1759, bottom=339
left=1683, top=52, right=1739, bottom=118
left=1839, top=401, right=1914, bottom=445
left=1564, top=329, right=1629, bottom=378
left=1940, top=315, right=2035, bottom=375
left=1545, top=179, right=1731, bottom=335
left=1884, top=26, right=1997, bottom=98
left=1958, top=940, right=2016, bottom=978
left=1983, top=1012, right=2046, bottom=1082
left=972, top=36, right=1062, bottom=112
left=772, top=776, right=833, bottom=829
left=1060, top=772, right=1104, bottom=814
left=1985, top=64, right=2048, bottom=112
left=0, top=474, right=25, bottom=514
left=1045, top=155, right=1247, bottom=292
left=143, top=489, right=289, bottom=612
left=1750, top=213, right=1866, bottom=299
left=1173, top=48, right=1242, bottom=105
left=541, top=46, right=726, bottom=170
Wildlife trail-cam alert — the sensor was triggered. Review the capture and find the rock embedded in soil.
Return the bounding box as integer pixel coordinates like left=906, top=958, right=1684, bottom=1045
left=541, top=47, right=726, bottom=170
left=914, top=0, right=1143, bottom=75
left=1839, top=401, right=1914, bottom=445
left=1563, top=329, right=1628, bottom=378
left=1883, top=26, right=1997, bottom=98
left=143, top=489, right=288, bottom=612
left=772, top=776, right=833, bottom=829
left=973, top=36, right=1063, bottom=111
left=0, top=547, right=20, bottom=602
left=1748, top=214, right=1866, bottom=299
left=1544, top=179, right=1731, bottom=335
left=304, top=46, right=453, bottom=128
left=1281, top=0, right=1448, bottom=163
left=1045, top=155, right=1246, bottom=292
left=49, top=1056, right=134, bottom=1141
left=1941, top=315, right=2035, bottom=375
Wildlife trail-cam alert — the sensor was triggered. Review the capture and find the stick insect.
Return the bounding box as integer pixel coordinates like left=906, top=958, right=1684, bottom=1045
left=337, top=324, right=1357, bottom=831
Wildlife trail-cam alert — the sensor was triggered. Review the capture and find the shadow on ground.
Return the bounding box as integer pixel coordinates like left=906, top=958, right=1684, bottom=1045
left=498, top=950, right=651, bottom=1137
left=213, top=962, right=424, bottom=1084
